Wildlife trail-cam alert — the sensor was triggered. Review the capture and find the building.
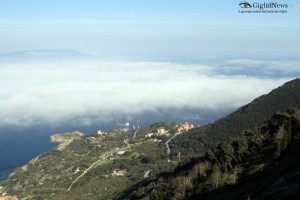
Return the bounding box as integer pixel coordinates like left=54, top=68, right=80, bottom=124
left=157, top=128, right=165, bottom=134
left=117, top=150, right=126, bottom=155
left=177, top=122, right=195, bottom=132
left=156, top=128, right=169, bottom=136
left=96, top=130, right=107, bottom=137
left=0, top=196, right=18, bottom=200
left=145, top=133, right=154, bottom=138
left=112, top=169, right=127, bottom=176
left=73, top=167, right=81, bottom=174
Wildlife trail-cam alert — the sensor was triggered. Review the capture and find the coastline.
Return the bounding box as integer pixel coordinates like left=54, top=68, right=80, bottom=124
left=0, top=134, right=58, bottom=182
left=50, top=131, right=84, bottom=150
left=0, top=131, right=84, bottom=182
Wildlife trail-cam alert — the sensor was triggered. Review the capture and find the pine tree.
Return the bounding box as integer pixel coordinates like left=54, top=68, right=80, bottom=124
left=211, top=165, right=222, bottom=188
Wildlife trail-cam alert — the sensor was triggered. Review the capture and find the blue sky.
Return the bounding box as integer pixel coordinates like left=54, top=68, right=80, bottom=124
left=0, top=0, right=299, bottom=58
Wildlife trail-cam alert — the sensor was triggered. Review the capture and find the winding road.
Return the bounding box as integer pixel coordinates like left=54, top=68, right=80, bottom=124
left=165, top=132, right=182, bottom=162
left=133, top=128, right=139, bottom=138
left=67, top=131, right=182, bottom=191
left=67, top=148, right=123, bottom=191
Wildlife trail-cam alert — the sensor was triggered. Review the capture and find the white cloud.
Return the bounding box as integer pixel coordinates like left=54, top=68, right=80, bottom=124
left=0, top=59, right=292, bottom=128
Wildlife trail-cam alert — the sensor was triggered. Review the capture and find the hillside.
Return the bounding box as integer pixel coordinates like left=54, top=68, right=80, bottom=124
left=0, top=79, right=300, bottom=200
left=171, top=78, right=300, bottom=159
left=192, top=127, right=300, bottom=200
left=119, top=108, right=300, bottom=200
left=0, top=122, right=192, bottom=199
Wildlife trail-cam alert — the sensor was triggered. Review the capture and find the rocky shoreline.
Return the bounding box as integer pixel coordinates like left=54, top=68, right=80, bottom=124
left=50, top=131, right=84, bottom=150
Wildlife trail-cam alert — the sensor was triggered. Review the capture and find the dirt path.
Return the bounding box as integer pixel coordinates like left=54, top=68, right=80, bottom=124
left=133, top=128, right=139, bottom=138
left=67, top=149, right=121, bottom=191
left=165, top=132, right=182, bottom=162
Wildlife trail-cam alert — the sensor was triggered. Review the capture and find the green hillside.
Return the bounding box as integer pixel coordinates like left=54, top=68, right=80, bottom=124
left=120, top=108, right=300, bottom=200
left=171, top=78, right=300, bottom=159
left=1, top=78, right=300, bottom=200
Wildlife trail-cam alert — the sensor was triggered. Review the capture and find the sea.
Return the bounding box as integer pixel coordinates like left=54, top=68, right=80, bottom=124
left=0, top=129, right=57, bottom=181
left=0, top=125, right=99, bottom=182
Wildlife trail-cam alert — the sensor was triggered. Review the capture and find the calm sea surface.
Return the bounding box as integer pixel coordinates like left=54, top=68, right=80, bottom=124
left=0, top=130, right=57, bottom=181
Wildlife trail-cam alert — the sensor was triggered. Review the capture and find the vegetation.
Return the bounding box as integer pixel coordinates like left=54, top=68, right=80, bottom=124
left=119, top=108, right=300, bottom=200
left=171, top=78, right=300, bottom=159
left=0, top=125, right=179, bottom=199
left=1, top=78, right=300, bottom=200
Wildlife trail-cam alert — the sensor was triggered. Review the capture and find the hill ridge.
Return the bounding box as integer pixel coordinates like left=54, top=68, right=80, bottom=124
left=171, top=78, right=300, bottom=158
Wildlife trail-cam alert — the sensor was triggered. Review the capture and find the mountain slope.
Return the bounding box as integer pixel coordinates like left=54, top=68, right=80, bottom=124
left=172, top=78, right=300, bottom=159
left=119, top=108, right=300, bottom=200
left=1, top=79, right=300, bottom=200
left=206, top=78, right=300, bottom=136
left=192, top=131, right=300, bottom=200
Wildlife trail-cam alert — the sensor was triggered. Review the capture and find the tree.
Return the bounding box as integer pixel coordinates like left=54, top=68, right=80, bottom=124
left=151, top=189, right=163, bottom=200
left=211, top=165, right=222, bottom=189
left=194, top=161, right=211, bottom=179
left=220, top=142, right=236, bottom=169
left=228, top=166, right=242, bottom=184
left=233, top=136, right=248, bottom=161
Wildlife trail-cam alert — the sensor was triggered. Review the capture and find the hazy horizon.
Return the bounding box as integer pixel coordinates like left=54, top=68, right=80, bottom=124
left=0, top=0, right=299, bottom=133
left=0, top=1, right=299, bottom=58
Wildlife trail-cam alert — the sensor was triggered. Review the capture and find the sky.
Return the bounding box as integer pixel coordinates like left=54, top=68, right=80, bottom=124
left=0, top=0, right=299, bottom=131
left=0, top=0, right=299, bottom=58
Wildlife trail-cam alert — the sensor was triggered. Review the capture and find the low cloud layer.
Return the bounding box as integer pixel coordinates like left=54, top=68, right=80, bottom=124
left=0, top=58, right=294, bottom=128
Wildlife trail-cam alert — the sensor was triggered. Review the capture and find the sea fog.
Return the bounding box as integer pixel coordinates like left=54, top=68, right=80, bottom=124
left=0, top=52, right=298, bottom=181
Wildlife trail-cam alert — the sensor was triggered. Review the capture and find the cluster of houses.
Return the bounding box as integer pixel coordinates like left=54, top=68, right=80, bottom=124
left=0, top=196, right=18, bottom=200
left=90, top=121, right=196, bottom=179
left=0, top=187, right=18, bottom=200
left=145, top=127, right=171, bottom=138
left=145, top=128, right=169, bottom=138
left=145, top=122, right=195, bottom=138
left=176, top=122, right=195, bottom=132
left=0, top=186, right=15, bottom=200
